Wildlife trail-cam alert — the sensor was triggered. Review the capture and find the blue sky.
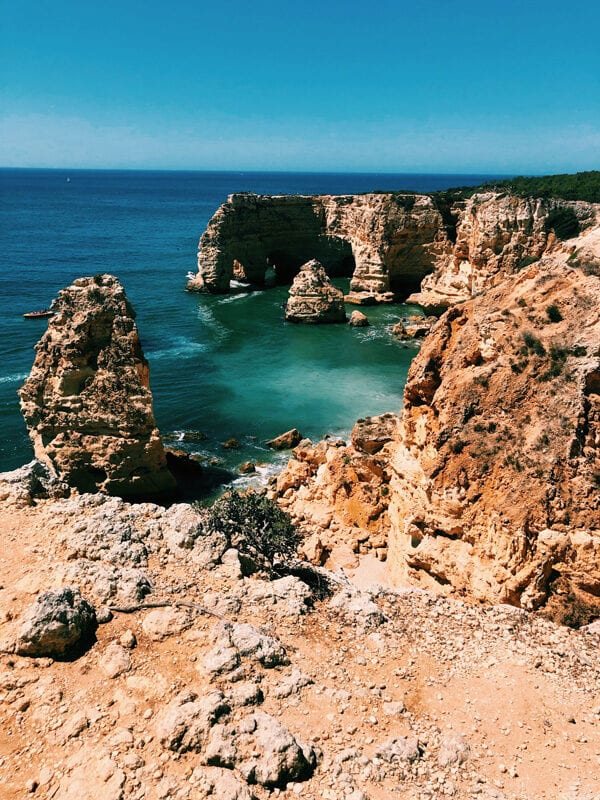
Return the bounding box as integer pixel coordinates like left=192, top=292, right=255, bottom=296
left=1, top=0, right=599, bottom=172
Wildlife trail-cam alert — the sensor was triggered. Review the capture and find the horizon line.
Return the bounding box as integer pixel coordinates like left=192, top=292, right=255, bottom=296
left=0, top=166, right=524, bottom=177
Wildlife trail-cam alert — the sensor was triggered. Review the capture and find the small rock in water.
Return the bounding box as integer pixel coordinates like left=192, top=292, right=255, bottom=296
left=267, top=429, right=303, bottom=450
left=349, top=310, right=370, bottom=327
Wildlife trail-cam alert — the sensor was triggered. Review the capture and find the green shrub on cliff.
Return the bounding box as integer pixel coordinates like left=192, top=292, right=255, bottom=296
left=198, top=490, right=300, bottom=573
left=543, top=207, right=580, bottom=240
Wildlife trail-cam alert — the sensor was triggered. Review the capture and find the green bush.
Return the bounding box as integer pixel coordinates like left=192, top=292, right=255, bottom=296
left=544, top=207, right=580, bottom=240
left=516, top=255, right=539, bottom=271
left=521, top=331, right=546, bottom=357
left=546, top=304, right=563, bottom=323
left=199, top=490, right=301, bottom=572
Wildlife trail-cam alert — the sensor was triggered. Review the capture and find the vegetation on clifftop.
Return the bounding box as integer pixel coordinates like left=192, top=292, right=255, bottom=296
left=436, top=170, right=600, bottom=204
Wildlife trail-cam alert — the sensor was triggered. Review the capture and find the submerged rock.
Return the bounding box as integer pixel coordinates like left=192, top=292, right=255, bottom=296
left=285, top=260, right=346, bottom=324
left=19, top=274, right=175, bottom=500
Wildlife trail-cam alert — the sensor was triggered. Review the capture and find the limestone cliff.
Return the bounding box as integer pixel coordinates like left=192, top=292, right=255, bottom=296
left=409, top=193, right=598, bottom=313
left=388, top=255, right=600, bottom=616
left=189, top=190, right=598, bottom=311
left=19, top=275, right=176, bottom=499
left=187, top=192, right=449, bottom=299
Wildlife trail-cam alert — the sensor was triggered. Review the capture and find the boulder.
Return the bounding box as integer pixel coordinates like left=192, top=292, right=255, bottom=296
left=285, top=260, right=346, bottom=324
left=351, top=413, right=398, bottom=455
left=18, top=274, right=175, bottom=500
left=156, top=690, right=230, bottom=753
left=267, top=428, right=303, bottom=450
left=349, top=310, right=369, bottom=327
left=16, top=588, right=97, bottom=659
left=204, top=710, right=316, bottom=787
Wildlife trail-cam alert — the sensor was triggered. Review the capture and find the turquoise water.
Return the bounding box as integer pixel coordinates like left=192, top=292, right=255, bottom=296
left=0, top=169, right=504, bottom=485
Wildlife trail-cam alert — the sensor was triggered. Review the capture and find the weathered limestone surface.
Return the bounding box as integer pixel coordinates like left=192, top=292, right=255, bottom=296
left=388, top=256, right=600, bottom=614
left=284, top=260, right=346, bottom=324
left=409, top=193, right=598, bottom=313
left=187, top=192, right=449, bottom=298
left=19, top=275, right=176, bottom=499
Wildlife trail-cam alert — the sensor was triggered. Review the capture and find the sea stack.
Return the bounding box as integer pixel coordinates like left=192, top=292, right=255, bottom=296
left=19, top=274, right=176, bottom=499
left=285, top=260, right=346, bottom=324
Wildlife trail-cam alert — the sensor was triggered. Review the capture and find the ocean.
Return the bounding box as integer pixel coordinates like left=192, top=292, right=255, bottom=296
left=0, top=169, right=503, bottom=490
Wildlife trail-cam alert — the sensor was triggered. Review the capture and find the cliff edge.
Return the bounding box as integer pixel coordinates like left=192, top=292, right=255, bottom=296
left=187, top=190, right=598, bottom=310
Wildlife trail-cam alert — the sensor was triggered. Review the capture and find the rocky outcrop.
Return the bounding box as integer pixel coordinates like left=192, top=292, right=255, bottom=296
left=187, top=192, right=449, bottom=299
left=348, top=310, right=369, bottom=327
left=391, top=315, right=438, bottom=340
left=2, top=469, right=600, bottom=799
left=284, top=260, right=346, bottom=324
left=409, top=193, right=598, bottom=313
left=270, top=415, right=397, bottom=565
left=19, top=275, right=176, bottom=499
left=388, top=256, right=600, bottom=616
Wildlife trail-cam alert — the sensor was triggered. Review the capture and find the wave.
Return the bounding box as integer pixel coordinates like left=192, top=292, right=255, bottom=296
left=217, top=292, right=255, bottom=304
left=0, top=372, right=28, bottom=385
left=195, top=305, right=229, bottom=341
left=146, top=337, right=207, bottom=361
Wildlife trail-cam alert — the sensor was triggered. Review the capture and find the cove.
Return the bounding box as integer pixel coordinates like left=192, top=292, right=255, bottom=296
left=147, top=278, right=420, bottom=491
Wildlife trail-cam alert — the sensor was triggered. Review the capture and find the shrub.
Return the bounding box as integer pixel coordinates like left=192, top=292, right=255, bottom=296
left=516, top=255, right=539, bottom=271
left=199, top=490, right=301, bottom=573
left=544, top=207, right=580, bottom=240
left=521, top=331, right=546, bottom=356
left=450, top=439, right=466, bottom=454
left=546, top=304, right=563, bottom=323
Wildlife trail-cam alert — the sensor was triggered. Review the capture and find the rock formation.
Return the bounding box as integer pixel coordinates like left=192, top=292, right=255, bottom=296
left=348, top=310, right=369, bottom=327
left=284, top=260, right=346, bottom=324
left=270, top=415, right=397, bottom=566
left=388, top=256, right=600, bottom=617
left=187, top=192, right=449, bottom=299
left=188, top=190, right=598, bottom=311
left=409, top=193, right=598, bottom=313
left=19, top=274, right=176, bottom=499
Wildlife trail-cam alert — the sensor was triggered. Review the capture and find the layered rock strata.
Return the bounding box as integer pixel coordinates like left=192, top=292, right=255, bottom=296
left=409, top=193, right=598, bottom=313
left=19, top=274, right=176, bottom=499
left=189, top=190, right=598, bottom=310
left=388, top=256, right=600, bottom=616
left=187, top=192, right=448, bottom=298
left=284, top=260, right=346, bottom=324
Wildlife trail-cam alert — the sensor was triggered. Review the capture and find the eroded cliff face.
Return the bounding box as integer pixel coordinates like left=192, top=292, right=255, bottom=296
left=189, top=190, right=599, bottom=311
left=409, top=193, right=598, bottom=313
left=388, top=256, right=600, bottom=616
left=187, top=192, right=449, bottom=300
left=19, top=275, right=176, bottom=499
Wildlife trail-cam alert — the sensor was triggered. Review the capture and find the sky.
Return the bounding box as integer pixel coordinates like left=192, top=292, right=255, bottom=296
left=1, top=0, right=599, bottom=173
